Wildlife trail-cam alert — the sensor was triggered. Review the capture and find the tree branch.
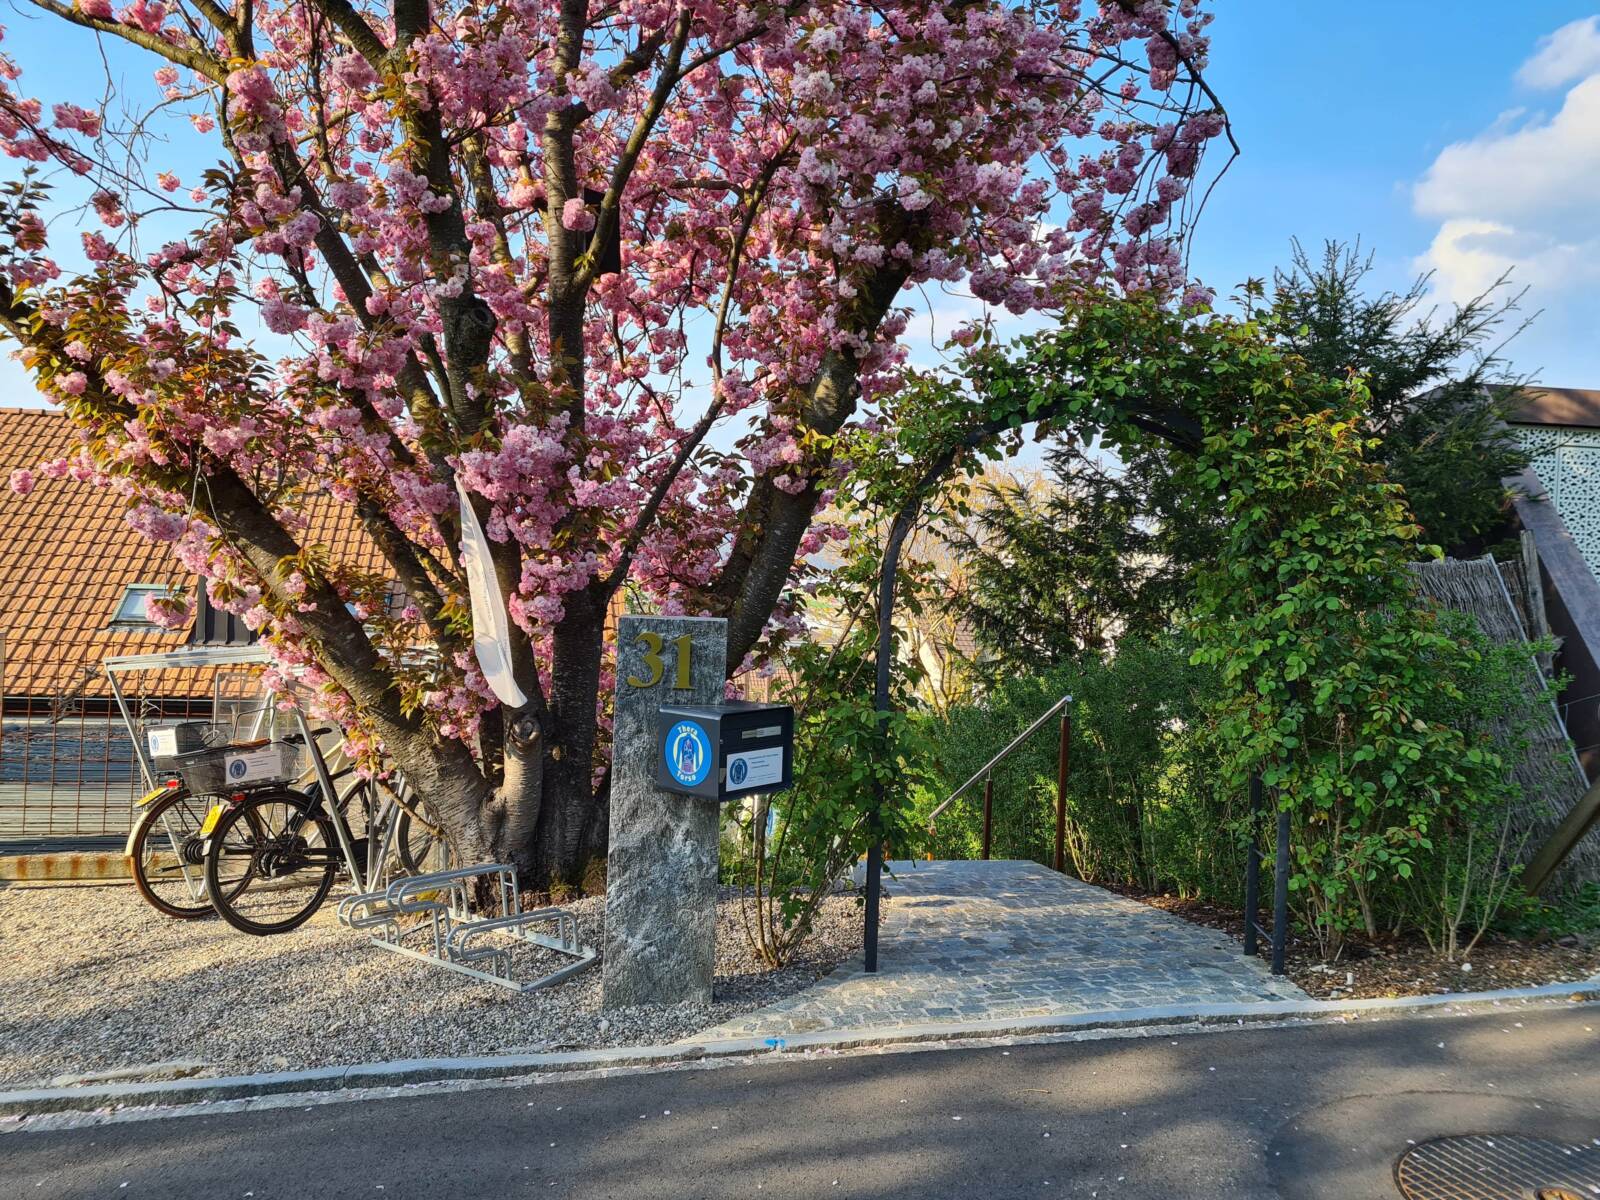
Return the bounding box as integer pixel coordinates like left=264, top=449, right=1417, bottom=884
left=0, top=278, right=435, bottom=752
left=715, top=256, right=915, bottom=669
left=22, top=0, right=227, bottom=81
left=574, top=9, right=689, bottom=292
left=601, top=140, right=791, bottom=595
left=305, top=0, right=390, bottom=66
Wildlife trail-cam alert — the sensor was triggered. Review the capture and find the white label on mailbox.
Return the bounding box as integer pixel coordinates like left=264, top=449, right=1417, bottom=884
left=147, top=727, right=179, bottom=758
left=725, top=747, right=782, bottom=790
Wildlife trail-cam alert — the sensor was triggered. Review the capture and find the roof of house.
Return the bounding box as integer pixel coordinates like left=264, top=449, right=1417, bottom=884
left=1506, top=387, right=1600, bottom=430
left=0, top=406, right=380, bottom=703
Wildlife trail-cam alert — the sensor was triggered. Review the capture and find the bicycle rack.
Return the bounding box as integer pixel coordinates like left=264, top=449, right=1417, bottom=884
left=336, top=863, right=598, bottom=993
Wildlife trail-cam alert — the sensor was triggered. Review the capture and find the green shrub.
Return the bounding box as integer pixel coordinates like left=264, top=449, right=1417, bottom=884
left=1187, top=392, right=1530, bottom=959
left=1393, top=615, right=1564, bottom=957
left=920, top=608, right=1554, bottom=962
left=722, top=552, right=934, bottom=968
left=918, top=637, right=1242, bottom=899
left=1501, top=883, right=1600, bottom=940
left=848, top=291, right=1554, bottom=964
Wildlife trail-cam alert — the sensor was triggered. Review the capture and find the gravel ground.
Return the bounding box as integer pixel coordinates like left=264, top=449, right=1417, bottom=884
left=0, top=881, right=865, bottom=1089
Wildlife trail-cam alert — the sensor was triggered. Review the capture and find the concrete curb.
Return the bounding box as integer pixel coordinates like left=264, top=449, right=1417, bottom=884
left=0, top=851, right=129, bottom=883
left=3, top=978, right=1598, bottom=1119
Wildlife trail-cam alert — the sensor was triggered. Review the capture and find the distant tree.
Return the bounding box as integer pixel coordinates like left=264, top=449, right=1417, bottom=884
left=1259, top=240, right=1533, bottom=557
left=937, top=453, right=1188, bottom=668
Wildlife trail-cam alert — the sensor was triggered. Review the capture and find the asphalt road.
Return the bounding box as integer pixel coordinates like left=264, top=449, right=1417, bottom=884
left=5, top=1004, right=1600, bottom=1200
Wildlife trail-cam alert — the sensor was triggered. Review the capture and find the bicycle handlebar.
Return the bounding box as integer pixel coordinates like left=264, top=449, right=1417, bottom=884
left=280, top=725, right=336, bottom=746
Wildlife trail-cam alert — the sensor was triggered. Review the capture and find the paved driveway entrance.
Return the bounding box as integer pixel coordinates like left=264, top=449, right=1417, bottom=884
left=701, top=859, right=1306, bottom=1040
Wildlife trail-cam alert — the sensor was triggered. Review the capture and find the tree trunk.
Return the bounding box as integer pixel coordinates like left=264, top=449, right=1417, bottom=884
left=383, top=726, right=499, bottom=868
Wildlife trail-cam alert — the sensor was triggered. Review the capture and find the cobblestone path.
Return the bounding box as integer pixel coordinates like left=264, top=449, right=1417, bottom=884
left=700, top=859, right=1306, bottom=1040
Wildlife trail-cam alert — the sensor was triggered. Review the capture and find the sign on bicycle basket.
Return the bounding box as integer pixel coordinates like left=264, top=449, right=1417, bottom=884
left=223, top=745, right=295, bottom=787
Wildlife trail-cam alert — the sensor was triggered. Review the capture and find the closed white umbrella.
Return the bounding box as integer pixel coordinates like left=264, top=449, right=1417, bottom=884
left=456, top=480, right=528, bottom=709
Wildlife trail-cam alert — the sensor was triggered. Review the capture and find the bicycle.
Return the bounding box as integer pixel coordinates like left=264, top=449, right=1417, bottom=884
left=203, top=765, right=451, bottom=935
left=125, top=719, right=280, bottom=920
left=127, top=723, right=450, bottom=928
left=126, top=778, right=253, bottom=919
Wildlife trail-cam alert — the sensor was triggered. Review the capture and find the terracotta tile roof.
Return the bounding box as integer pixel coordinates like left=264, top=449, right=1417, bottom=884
left=0, top=407, right=379, bottom=702
left=1507, top=387, right=1600, bottom=429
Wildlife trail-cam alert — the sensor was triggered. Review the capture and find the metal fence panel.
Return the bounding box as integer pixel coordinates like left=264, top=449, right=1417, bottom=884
left=0, top=645, right=261, bottom=838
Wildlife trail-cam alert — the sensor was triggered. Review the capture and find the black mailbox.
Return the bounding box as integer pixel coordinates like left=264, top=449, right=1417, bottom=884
left=655, top=701, right=794, bottom=801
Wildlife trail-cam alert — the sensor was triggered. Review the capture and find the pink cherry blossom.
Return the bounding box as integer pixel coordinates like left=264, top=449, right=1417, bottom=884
left=51, top=102, right=101, bottom=137
left=560, top=197, right=594, bottom=232
left=260, top=297, right=308, bottom=334
left=145, top=592, right=192, bottom=630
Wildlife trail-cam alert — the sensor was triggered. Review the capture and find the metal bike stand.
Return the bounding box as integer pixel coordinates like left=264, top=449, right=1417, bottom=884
left=338, top=863, right=598, bottom=993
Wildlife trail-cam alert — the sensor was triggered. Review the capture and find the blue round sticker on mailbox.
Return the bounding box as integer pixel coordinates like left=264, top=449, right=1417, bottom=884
left=729, top=757, right=748, bottom=786
left=664, top=720, right=712, bottom=788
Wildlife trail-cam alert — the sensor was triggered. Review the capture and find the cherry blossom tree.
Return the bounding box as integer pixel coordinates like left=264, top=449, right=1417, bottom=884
left=0, top=0, right=1228, bottom=887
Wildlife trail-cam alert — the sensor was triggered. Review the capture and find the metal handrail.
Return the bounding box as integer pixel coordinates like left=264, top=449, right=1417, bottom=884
left=926, top=693, right=1073, bottom=826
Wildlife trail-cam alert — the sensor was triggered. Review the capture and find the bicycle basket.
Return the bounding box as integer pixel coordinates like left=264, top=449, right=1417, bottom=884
left=154, top=741, right=302, bottom=795
left=146, top=720, right=227, bottom=760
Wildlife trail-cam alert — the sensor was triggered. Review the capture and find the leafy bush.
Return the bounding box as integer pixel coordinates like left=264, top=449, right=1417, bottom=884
left=1394, top=616, right=1563, bottom=958
left=921, top=617, right=1549, bottom=962
left=1502, top=883, right=1600, bottom=940
left=723, top=538, right=934, bottom=968
left=919, top=637, right=1242, bottom=900
left=827, top=290, right=1552, bottom=966
left=916, top=297, right=1548, bottom=960
left=1186, top=389, right=1530, bottom=960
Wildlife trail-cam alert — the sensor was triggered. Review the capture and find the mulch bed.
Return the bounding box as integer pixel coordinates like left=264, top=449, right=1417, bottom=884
left=1107, top=885, right=1600, bottom=1001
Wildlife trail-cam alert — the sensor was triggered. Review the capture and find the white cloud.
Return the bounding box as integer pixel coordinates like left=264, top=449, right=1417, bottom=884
left=1414, top=77, right=1600, bottom=226
left=1413, top=36, right=1600, bottom=305
left=1419, top=218, right=1600, bottom=304
left=1517, top=16, right=1600, bottom=89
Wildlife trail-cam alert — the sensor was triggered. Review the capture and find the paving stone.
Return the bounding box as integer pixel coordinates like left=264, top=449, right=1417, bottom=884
left=699, top=859, right=1306, bottom=1040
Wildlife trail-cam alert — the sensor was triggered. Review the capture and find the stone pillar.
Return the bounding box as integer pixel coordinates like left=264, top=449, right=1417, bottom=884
left=602, top=615, right=727, bottom=1008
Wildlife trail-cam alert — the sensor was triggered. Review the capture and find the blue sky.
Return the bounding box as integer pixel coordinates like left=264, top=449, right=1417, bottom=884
left=1187, top=2, right=1600, bottom=386
left=1, top=4, right=1597, bottom=403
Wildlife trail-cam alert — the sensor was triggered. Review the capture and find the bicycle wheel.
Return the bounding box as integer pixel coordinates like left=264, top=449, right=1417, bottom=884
left=204, top=788, right=338, bottom=935
left=396, top=807, right=456, bottom=875
left=127, top=786, right=215, bottom=918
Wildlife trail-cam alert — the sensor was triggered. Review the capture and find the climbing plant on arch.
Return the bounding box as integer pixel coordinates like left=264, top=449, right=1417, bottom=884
left=859, top=294, right=1518, bottom=957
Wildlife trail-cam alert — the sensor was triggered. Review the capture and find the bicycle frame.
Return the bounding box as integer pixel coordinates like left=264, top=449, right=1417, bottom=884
left=285, top=741, right=432, bottom=895
left=292, top=707, right=370, bottom=890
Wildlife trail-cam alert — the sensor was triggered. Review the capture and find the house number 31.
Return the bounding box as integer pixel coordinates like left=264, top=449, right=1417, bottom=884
left=626, top=631, right=693, bottom=689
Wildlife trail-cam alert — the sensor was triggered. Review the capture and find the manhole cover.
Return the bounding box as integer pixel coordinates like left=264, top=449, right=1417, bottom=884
left=1395, top=1134, right=1600, bottom=1200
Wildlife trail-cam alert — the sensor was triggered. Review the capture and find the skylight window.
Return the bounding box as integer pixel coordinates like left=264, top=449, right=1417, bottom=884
left=109, top=583, right=177, bottom=630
